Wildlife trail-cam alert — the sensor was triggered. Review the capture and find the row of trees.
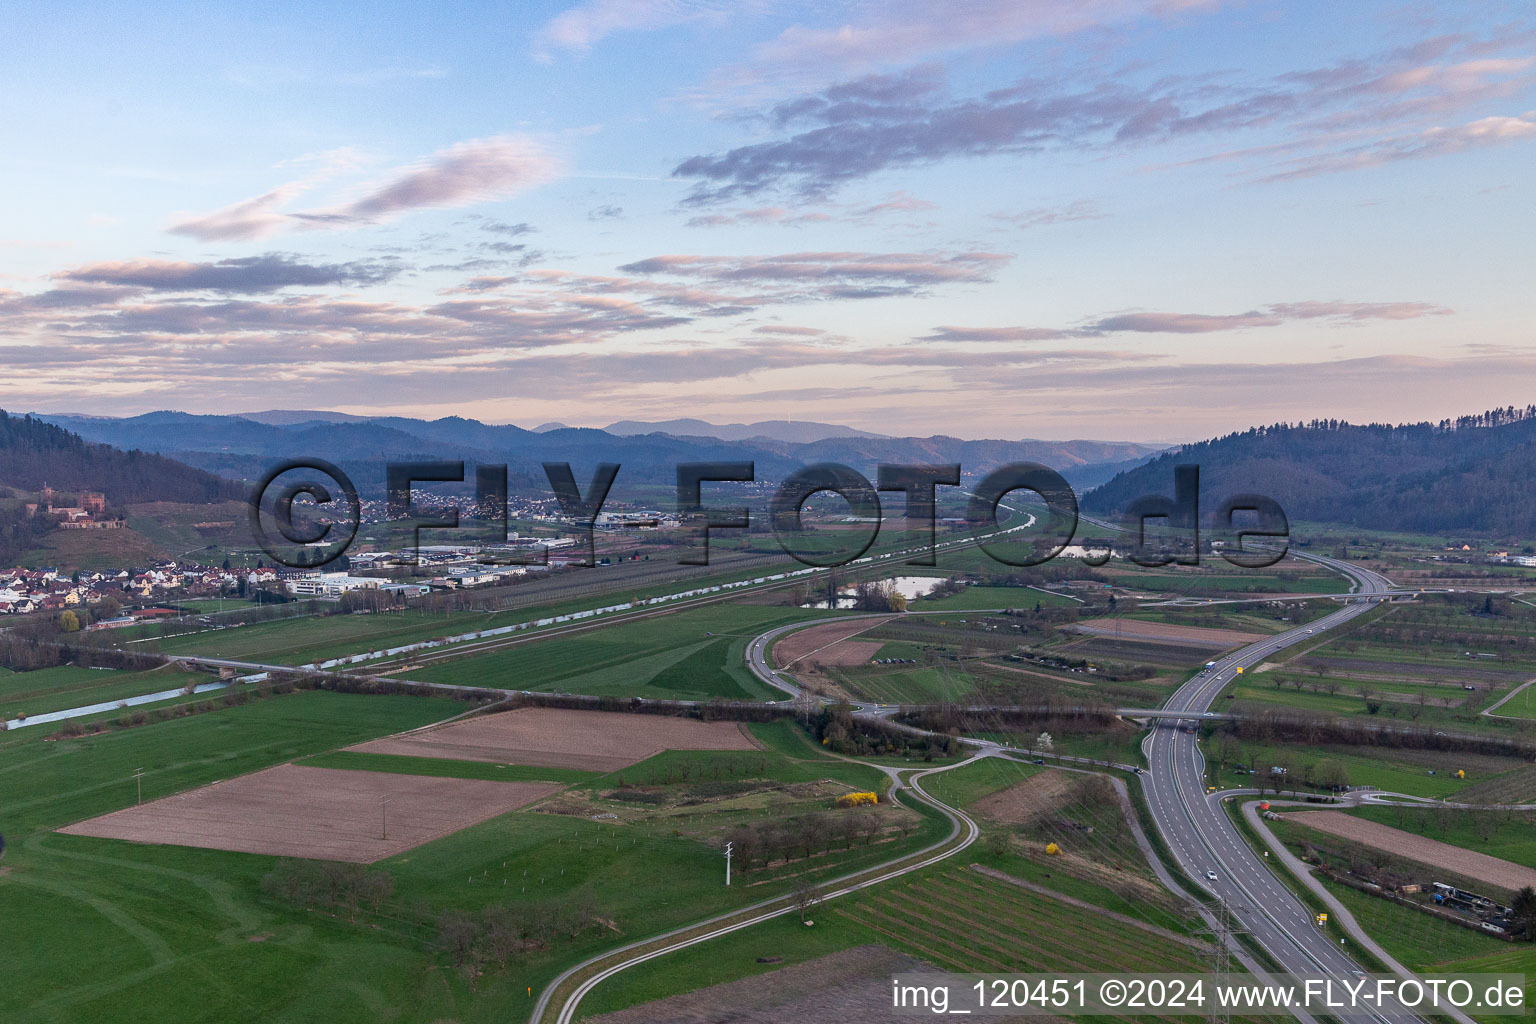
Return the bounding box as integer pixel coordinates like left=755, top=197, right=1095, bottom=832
left=0, top=634, right=164, bottom=672
left=852, top=580, right=907, bottom=612
left=901, top=701, right=1121, bottom=737
left=435, top=897, right=603, bottom=983
left=815, top=702, right=961, bottom=759
left=1212, top=732, right=1352, bottom=792
left=260, top=860, right=395, bottom=921
left=1227, top=711, right=1535, bottom=758
left=723, top=808, right=906, bottom=872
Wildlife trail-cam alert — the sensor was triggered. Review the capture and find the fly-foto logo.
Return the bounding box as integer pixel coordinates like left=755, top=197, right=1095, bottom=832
left=248, top=459, right=1287, bottom=571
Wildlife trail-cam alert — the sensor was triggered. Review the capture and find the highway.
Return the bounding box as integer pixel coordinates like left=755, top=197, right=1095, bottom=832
left=745, top=551, right=1466, bottom=1024
left=1140, top=552, right=1455, bottom=1024
left=59, top=539, right=1481, bottom=1024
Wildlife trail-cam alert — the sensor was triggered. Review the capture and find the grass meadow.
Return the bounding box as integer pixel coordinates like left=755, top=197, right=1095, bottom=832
left=0, top=698, right=950, bottom=1024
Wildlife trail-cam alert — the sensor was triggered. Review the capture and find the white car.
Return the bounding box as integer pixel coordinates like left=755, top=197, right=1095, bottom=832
left=1205, top=870, right=1218, bottom=881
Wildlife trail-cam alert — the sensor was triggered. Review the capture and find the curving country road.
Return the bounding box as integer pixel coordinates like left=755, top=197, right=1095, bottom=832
left=535, top=751, right=987, bottom=1024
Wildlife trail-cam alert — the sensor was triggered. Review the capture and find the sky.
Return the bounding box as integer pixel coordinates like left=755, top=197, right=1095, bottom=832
left=0, top=0, right=1532, bottom=443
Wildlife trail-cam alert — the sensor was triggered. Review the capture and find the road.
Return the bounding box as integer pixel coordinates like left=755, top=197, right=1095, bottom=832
left=1140, top=552, right=1459, bottom=1024
left=34, top=534, right=1487, bottom=1023
left=745, top=551, right=1460, bottom=1024
left=1481, top=676, right=1536, bottom=719
left=535, top=751, right=988, bottom=1024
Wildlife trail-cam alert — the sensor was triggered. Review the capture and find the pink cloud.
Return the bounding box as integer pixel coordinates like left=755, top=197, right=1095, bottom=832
left=168, top=136, right=561, bottom=241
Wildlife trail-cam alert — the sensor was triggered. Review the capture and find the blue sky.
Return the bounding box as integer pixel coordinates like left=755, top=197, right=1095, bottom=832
left=1, top=0, right=1532, bottom=441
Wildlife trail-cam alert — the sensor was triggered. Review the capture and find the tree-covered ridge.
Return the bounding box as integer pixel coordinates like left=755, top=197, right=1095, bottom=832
left=1082, top=405, right=1536, bottom=534
left=0, top=409, right=241, bottom=504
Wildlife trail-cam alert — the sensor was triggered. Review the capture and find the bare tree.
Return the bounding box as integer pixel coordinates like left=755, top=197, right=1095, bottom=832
left=791, top=879, right=821, bottom=924
left=436, top=909, right=479, bottom=966
left=359, top=871, right=395, bottom=913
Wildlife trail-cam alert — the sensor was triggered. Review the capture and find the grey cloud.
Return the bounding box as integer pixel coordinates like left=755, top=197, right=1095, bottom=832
left=753, top=325, right=826, bottom=336
left=675, top=37, right=1536, bottom=202
left=1089, top=311, right=1281, bottom=333
left=991, top=200, right=1105, bottom=229
left=471, top=217, right=537, bottom=236
left=58, top=254, right=404, bottom=294
left=923, top=300, right=1450, bottom=341
left=617, top=250, right=1009, bottom=298
left=685, top=193, right=934, bottom=229
left=326, top=137, right=559, bottom=224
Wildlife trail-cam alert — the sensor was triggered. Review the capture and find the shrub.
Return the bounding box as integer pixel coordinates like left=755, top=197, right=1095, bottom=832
left=835, top=792, right=879, bottom=808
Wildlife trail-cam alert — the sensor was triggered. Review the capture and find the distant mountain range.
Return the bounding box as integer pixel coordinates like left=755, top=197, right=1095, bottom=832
left=249, top=412, right=887, bottom=443
left=603, top=418, right=889, bottom=443
left=16, top=405, right=1536, bottom=535
left=236, top=409, right=373, bottom=426
left=1082, top=406, right=1536, bottom=535
left=34, top=411, right=1166, bottom=497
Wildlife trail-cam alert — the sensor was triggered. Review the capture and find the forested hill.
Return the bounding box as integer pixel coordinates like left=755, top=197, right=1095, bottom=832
left=0, top=410, right=240, bottom=504
left=1081, top=405, right=1536, bottom=535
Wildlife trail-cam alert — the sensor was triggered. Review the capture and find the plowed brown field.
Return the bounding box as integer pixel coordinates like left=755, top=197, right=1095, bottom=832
left=58, top=764, right=559, bottom=863
left=1286, top=810, right=1536, bottom=891
left=349, top=706, right=758, bottom=773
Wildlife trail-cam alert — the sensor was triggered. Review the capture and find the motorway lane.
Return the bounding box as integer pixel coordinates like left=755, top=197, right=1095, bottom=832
left=746, top=551, right=1439, bottom=1024
left=1141, top=553, right=1452, bottom=1024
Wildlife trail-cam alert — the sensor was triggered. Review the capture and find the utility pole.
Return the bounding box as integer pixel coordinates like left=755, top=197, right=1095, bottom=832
left=381, top=798, right=389, bottom=840
left=1206, top=899, right=1233, bottom=1024
left=1203, top=896, right=1248, bottom=1024
left=134, top=768, right=144, bottom=805
left=724, top=842, right=732, bottom=887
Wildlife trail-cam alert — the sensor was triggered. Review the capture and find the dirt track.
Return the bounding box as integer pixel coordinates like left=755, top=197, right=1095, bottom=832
left=58, top=764, right=559, bottom=863
left=349, top=707, right=759, bottom=773
left=1285, top=811, right=1536, bottom=891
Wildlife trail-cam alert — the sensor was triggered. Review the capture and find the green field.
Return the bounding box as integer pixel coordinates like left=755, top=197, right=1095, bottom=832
left=919, top=754, right=1040, bottom=808
left=0, top=701, right=953, bottom=1024
left=834, top=664, right=979, bottom=704
left=150, top=608, right=510, bottom=665
left=1207, top=737, right=1519, bottom=799
left=1438, top=945, right=1536, bottom=1022
left=0, top=690, right=465, bottom=836
left=1489, top=688, right=1536, bottom=720
left=1, top=664, right=218, bottom=720
left=1099, top=562, right=1352, bottom=595
left=298, top=750, right=604, bottom=785
left=1344, top=804, right=1536, bottom=868
left=1317, top=877, right=1508, bottom=967
left=410, top=604, right=833, bottom=700
left=573, top=902, right=880, bottom=1016
left=578, top=863, right=1207, bottom=1018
